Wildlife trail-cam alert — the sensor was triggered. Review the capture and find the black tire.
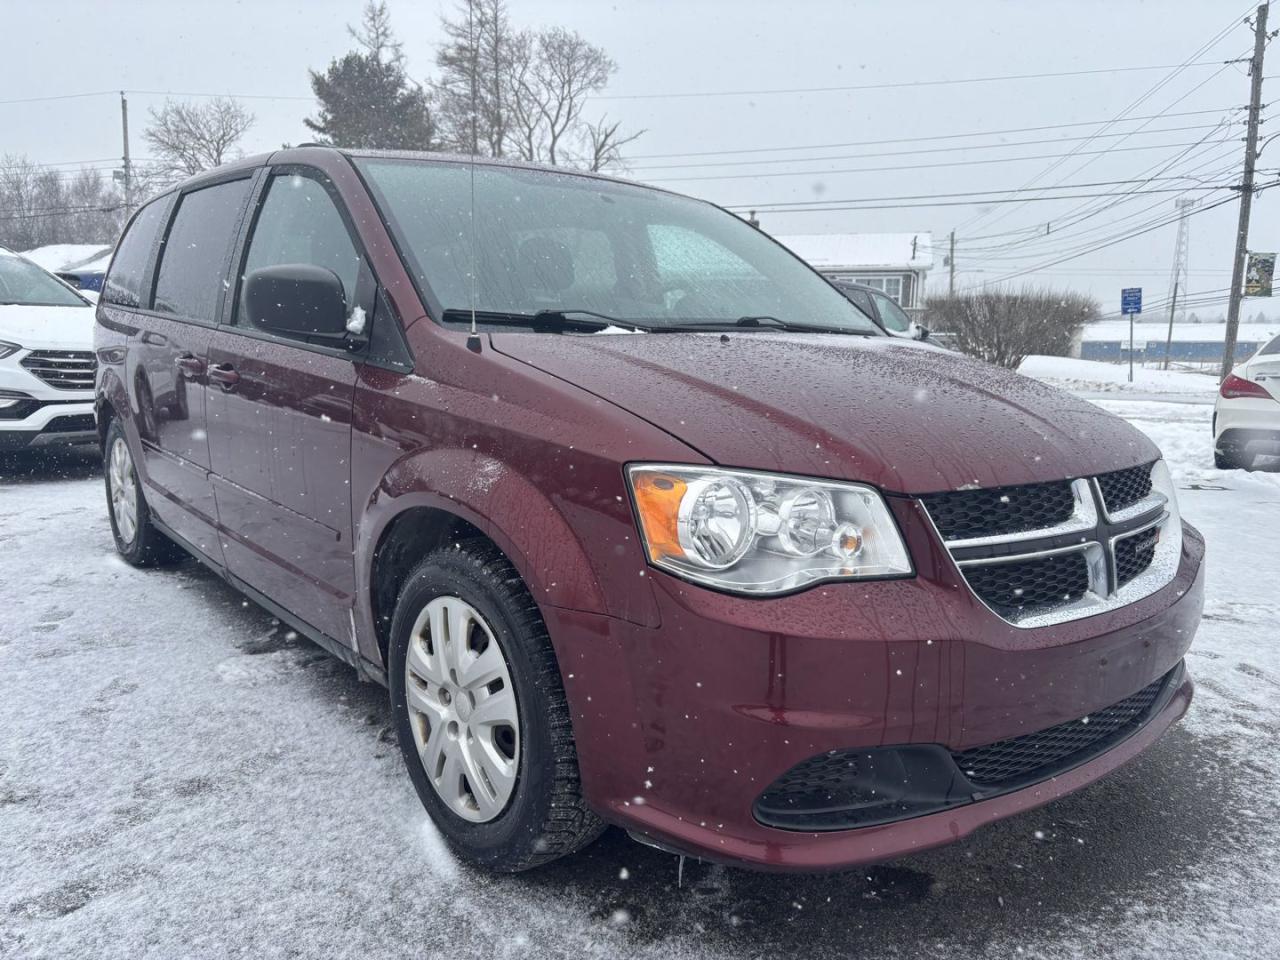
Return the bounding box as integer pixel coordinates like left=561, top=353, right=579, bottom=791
left=388, top=540, right=604, bottom=871
left=1214, top=446, right=1253, bottom=471
left=102, top=418, right=185, bottom=567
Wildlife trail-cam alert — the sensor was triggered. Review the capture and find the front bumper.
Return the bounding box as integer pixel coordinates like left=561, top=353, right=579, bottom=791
left=545, top=516, right=1204, bottom=872
left=0, top=400, right=97, bottom=450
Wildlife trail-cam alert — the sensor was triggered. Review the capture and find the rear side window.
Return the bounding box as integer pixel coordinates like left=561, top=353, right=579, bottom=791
left=235, top=173, right=363, bottom=328
left=1261, top=335, right=1280, bottom=356
left=102, top=200, right=167, bottom=307
left=841, top=286, right=876, bottom=319
left=153, top=178, right=253, bottom=322
left=873, top=291, right=912, bottom=333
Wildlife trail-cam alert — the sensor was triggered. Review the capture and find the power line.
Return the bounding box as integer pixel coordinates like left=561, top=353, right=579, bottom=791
left=960, top=191, right=1241, bottom=279
left=631, top=122, right=1237, bottom=173
left=0, top=89, right=310, bottom=107
left=625, top=108, right=1240, bottom=161
left=590, top=59, right=1248, bottom=102
left=963, top=188, right=1259, bottom=289
left=643, top=140, right=1235, bottom=183
left=954, top=138, right=1244, bottom=257
left=0, top=57, right=1254, bottom=110
left=738, top=184, right=1236, bottom=214
left=949, top=127, right=1247, bottom=258
left=959, top=58, right=1248, bottom=239
left=0, top=204, right=125, bottom=223
left=729, top=174, right=1244, bottom=210
left=953, top=8, right=1252, bottom=235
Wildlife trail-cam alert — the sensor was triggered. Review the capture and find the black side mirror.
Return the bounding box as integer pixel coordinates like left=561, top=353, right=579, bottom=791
left=244, top=264, right=353, bottom=342
left=914, top=324, right=930, bottom=341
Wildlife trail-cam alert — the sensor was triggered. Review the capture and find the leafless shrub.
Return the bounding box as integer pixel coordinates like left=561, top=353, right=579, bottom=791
left=924, top=288, right=1098, bottom=369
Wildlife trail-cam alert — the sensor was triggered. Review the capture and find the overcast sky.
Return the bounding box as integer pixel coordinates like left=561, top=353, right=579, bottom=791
left=4, top=0, right=1274, bottom=319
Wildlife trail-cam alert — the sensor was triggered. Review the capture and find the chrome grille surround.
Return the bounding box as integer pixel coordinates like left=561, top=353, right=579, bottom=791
left=20, top=350, right=97, bottom=390
left=923, top=461, right=1182, bottom=628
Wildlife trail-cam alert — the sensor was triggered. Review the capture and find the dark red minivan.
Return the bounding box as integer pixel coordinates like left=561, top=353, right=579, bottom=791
left=94, top=148, right=1203, bottom=872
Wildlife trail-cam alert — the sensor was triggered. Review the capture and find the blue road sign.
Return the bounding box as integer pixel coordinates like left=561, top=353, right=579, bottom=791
left=1121, top=287, right=1142, bottom=315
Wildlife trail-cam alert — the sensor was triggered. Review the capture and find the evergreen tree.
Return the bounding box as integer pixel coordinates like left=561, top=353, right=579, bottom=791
left=305, top=2, right=436, bottom=150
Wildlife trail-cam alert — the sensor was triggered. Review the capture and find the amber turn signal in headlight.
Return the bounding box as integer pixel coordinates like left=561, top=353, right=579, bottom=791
left=627, top=465, right=912, bottom=595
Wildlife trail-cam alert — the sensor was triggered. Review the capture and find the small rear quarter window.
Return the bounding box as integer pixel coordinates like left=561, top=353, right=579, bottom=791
left=102, top=200, right=167, bottom=308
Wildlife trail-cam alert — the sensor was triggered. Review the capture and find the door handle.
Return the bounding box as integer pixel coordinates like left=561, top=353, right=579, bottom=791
left=175, top=353, right=205, bottom=378
left=208, top=363, right=241, bottom=389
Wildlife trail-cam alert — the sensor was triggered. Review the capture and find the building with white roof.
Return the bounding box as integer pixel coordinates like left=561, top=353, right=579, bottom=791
left=772, top=232, right=934, bottom=308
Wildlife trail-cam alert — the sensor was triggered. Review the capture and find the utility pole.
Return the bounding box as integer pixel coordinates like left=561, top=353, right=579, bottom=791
left=948, top=230, right=956, bottom=296
left=119, top=91, right=134, bottom=218
left=1163, top=281, right=1179, bottom=370
left=1221, top=2, right=1270, bottom=381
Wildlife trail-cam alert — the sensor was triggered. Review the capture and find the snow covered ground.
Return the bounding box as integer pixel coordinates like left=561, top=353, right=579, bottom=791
left=2, top=377, right=1279, bottom=960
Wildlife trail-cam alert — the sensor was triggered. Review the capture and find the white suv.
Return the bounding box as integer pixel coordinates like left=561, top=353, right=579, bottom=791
left=0, top=248, right=98, bottom=451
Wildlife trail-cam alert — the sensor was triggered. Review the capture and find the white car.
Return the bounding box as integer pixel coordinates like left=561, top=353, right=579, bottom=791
left=1214, top=332, right=1280, bottom=469
left=0, top=248, right=98, bottom=452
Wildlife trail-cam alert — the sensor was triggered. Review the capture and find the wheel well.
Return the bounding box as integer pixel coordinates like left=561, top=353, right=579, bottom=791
left=370, top=507, right=486, bottom=665
left=96, top=399, right=115, bottom=451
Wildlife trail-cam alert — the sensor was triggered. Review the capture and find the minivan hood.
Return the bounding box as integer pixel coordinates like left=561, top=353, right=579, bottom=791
left=492, top=332, right=1159, bottom=494
left=0, top=303, right=94, bottom=350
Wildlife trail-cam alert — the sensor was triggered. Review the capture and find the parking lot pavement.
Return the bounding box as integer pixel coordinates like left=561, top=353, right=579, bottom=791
left=2, top=400, right=1279, bottom=960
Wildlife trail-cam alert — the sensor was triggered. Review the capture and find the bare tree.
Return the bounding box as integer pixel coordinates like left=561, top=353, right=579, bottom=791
left=430, top=4, right=640, bottom=168
left=143, top=98, right=255, bottom=177
left=924, top=288, right=1098, bottom=369
left=503, top=29, right=543, bottom=162
left=0, top=155, right=125, bottom=249
left=435, top=0, right=516, bottom=155
left=582, top=116, right=645, bottom=172
left=512, top=28, right=613, bottom=165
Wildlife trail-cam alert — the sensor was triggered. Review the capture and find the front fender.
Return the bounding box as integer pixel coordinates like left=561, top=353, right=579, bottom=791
left=355, top=444, right=662, bottom=666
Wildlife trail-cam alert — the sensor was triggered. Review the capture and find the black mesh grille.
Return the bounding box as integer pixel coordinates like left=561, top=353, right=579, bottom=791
left=952, top=672, right=1168, bottom=788
left=43, top=414, right=97, bottom=434
left=1115, top=527, right=1159, bottom=587
left=757, top=753, right=877, bottom=815
left=963, top=551, right=1090, bottom=613
left=922, top=480, right=1076, bottom=541
left=1097, top=463, right=1153, bottom=514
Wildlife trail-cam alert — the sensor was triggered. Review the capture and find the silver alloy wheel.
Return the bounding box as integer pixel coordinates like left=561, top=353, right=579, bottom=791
left=108, top=436, right=139, bottom=545
left=405, top=596, right=520, bottom=823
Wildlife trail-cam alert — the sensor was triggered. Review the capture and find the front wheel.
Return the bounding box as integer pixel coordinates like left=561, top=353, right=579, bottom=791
left=389, top=540, right=604, bottom=871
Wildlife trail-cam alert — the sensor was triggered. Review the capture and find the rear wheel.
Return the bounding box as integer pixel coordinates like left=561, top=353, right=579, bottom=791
left=389, top=540, right=604, bottom=871
left=103, top=419, right=184, bottom=566
left=1214, top=444, right=1254, bottom=471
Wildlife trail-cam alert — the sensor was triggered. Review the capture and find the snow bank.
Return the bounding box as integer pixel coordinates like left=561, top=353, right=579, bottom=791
left=1019, top=354, right=1219, bottom=396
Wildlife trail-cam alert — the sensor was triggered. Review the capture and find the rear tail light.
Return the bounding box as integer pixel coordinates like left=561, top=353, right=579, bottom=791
left=1220, top=372, right=1274, bottom=400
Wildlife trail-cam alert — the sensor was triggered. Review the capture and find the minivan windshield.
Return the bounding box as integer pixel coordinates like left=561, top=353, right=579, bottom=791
left=0, top=251, right=87, bottom=308
left=356, top=158, right=881, bottom=335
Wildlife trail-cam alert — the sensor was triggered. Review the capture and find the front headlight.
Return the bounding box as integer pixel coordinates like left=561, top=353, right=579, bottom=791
left=0, top=341, right=22, bottom=360
left=627, top=464, right=912, bottom=595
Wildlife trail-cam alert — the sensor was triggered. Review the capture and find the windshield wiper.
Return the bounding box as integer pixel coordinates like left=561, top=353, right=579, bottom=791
left=737, top=315, right=880, bottom=335
left=440, top=308, right=648, bottom=333
left=651, top=316, right=878, bottom=336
